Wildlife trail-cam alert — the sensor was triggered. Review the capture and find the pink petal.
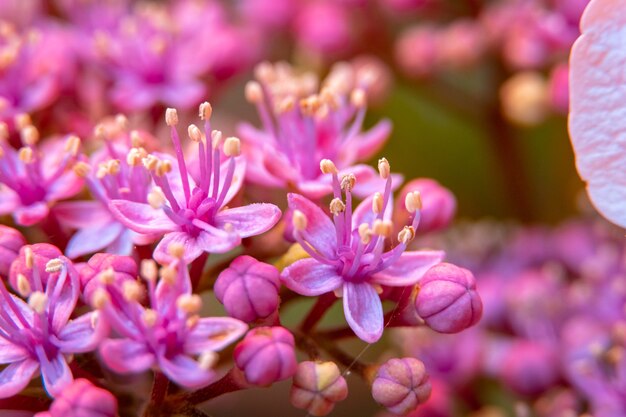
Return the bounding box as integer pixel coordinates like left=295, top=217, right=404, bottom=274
left=351, top=192, right=393, bottom=230
left=0, top=188, right=19, bottom=215
left=569, top=0, right=626, bottom=227
left=287, top=193, right=337, bottom=259
left=214, top=204, right=281, bottom=238
left=343, top=282, right=384, bottom=343
left=0, top=336, right=29, bottom=364
left=159, top=81, right=206, bottom=109
left=65, top=222, right=124, bottom=259
left=99, top=339, right=155, bottom=374
left=0, top=359, right=39, bottom=399
left=281, top=258, right=343, bottom=296
left=108, top=200, right=177, bottom=234
left=106, top=231, right=135, bottom=256
left=296, top=180, right=333, bottom=199
left=14, top=202, right=49, bottom=226
left=47, top=172, right=84, bottom=202
left=352, top=119, right=392, bottom=162
left=40, top=353, right=72, bottom=398
left=209, top=157, right=246, bottom=208
left=158, top=354, right=215, bottom=389
left=185, top=317, right=248, bottom=354
left=371, top=251, right=445, bottom=286
left=55, top=312, right=109, bottom=353
left=53, top=201, right=111, bottom=229
left=153, top=229, right=240, bottom=264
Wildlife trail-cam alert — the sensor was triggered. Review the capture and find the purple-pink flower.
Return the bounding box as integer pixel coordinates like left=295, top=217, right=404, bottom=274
left=0, top=124, right=83, bottom=226
left=238, top=61, right=394, bottom=199
left=108, top=105, right=281, bottom=264
left=34, top=378, right=118, bottom=417
left=281, top=159, right=444, bottom=342
left=96, top=246, right=247, bottom=388
left=0, top=244, right=107, bottom=398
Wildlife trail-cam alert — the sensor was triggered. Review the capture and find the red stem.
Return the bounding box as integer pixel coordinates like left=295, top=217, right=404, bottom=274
left=299, top=293, right=336, bottom=333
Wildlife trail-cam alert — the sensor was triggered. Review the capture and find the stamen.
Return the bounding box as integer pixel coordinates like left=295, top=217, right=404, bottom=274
left=18, top=147, right=33, bottom=163
left=91, top=288, right=110, bottom=309
left=14, top=113, right=32, bottom=130
left=223, top=137, right=241, bottom=157
left=20, top=125, right=39, bottom=145
left=147, top=187, right=166, bottom=209
left=358, top=223, right=372, bottom=244
left=199, top=101, right=213, bottom=120
left=378, top=157, right=390, bottom=179
left=122, top=280, right=143, bottom=302
left=141, top=259, right=158, bottom=282
left=165, top=108, right=179, bottom=126
left=176, top=294, right=202, bottom=314
left=340, top=174, right=356, bottom=191
left=115, top=114, right=129, bottom=132
left=0, top=122, right=7, bottom=140
left=198, top=351, right=219, bottom=370
left=28, top=291, right=47, bottom=314
left=154, top=160, right=172, bottom=176
left=211, top=130, right=223, bottom=149
left=398, top=226, right=416, bottom=245
left=168, top=243, right=185, bottom=259
left=16, top=274, right=31, bottom=297
left=73, top=161, right=91, bottom=177
left=405, top=191, right=422, bottom=213
left=160, top=266, right=177, bottom=285
left=130, top=130, right=143, bottom=147
left=24, top=247, right=34, bottom=269
left=143, top=309, right=158, bottom=327
left=127, top=148, right=147, bottom=166
left=329, top=198, right=346, bottom=215
left=373, top=219, right=393, bottom=238
left=142, top=154, right=159, bottom=171
left=98, top=267, right=115, bottom=284
left=372, top=192, right=383, bottom=214
left=293, top=210, right=308, bottom=231
left=45, top=258, right=64, bottom=273
left=351, top=88, right=367, bottom=108
left=64, top=135, right=81, bottom=156
left=245, top=81, right=263, bottom=104
left=94, top=124, right=107, bottom=141
left=186, top=315, right=199, bottom=329
left=188, top=124, right=203, bottom=143
left=320, top=159, right=338, bottom=175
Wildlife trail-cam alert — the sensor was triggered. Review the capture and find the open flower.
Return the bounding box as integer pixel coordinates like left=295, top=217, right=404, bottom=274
left=54, top=118, right=159, bottom=258
left=0, top=123, right=83, bottom=226
left=281, top=159, right=444, bottom=342
left=109, top=105, right=282, bottom=264
left=0, top=244, right=107, bottom=398
left=96, top=245, right=248, bottom=388
left=238, top=61, right=394, bottom=199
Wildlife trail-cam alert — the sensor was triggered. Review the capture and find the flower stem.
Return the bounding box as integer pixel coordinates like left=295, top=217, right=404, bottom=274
left=299, top=293, right=336, bottom=333
left=181, top=368, right=249, bottom=406
left=150, top=371, right=169, bottom=406
left=190, top=252, right=209, bottom=291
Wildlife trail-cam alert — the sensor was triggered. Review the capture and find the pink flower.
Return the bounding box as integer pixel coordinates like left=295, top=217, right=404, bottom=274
left=109, top=105, right=281, bottom=264
left=238, top=61, right=395, bottom=199
left=281, top=159, right=444, bottom=342
left=34, top=378, right=118, bottom=417
left=96, top=249, right=247, bottom=389
left=0, top=126, right=83, bottom=226
left=0, top=245, right=107, bottom=398
left=569, top=0, right=626, bottom=228
left=0, top=225, right=25, bottom=276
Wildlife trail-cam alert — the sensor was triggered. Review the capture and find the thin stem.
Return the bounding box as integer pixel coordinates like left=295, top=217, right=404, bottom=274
left=299, top=293, right=336, bottom=333
left=150, top=371, right=169, bottom=407
left=181, top=368, right=249, bottom=406
left=190, top=253, right=209, bottom=291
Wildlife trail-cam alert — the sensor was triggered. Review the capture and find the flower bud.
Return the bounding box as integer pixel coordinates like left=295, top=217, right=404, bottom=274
left=234, top=326, right=297, bottom=386
left=371, top=357, right=431, bottom=415
left=499, top=340, right=558, bottom=395
left=290, top=361, right=348, bottom=416
left=34, top=378, right=118, bottom=417
left=415, top=263, right=482, bottom=333
left=78, top=254, right=137, bottom=302
left=0, top=225, right=25, bottom=276
left=215, top=256, right=280, bottom=322
left=396, top=179, right=456, bottom=233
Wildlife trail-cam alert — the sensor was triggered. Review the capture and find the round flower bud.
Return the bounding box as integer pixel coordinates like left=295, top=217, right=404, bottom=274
left=395, top=179, right=456, bottom=233
left=214, top=256, right=280, bottom=322
left=499, top=340, right=558, bottom=395
left=34, top=378, right=118, bottom=417
left=371, top=357, right=432, bottom=415
left=77, top=253, right=138, bottom=301
left=415, top=263, right=482, bottom=333
left=290, top=361, right=348, bottom=416
left=0, top=225, right=25, bottom=276
left=234, top=326, right=297, bottom=386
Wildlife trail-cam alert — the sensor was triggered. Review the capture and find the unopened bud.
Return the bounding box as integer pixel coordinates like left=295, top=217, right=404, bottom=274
left=293, top=210, right=308, bottom=231
left=28, top=291, right=48, bottom=314
left=165, top=108, right=179, bottom=126
left=320, top=159, right=337, bottom=175
left=188, top=124, right=202, bottom=142
left=223, top=137, right=241, bottom=157
left=378, top=158, right=390, bottom=179
left=199, top=102, right=212, bottom=120
left=45, top=258, right=64, bottom=273
left=398, top=226, right=415, bottom=244
left=329, top=198, right=346, bottom=215
left=176, top=294, right=202, bottom=314
left=405, top=191, right=422, bottom=213
left=372, top=192, right=383, bottom=214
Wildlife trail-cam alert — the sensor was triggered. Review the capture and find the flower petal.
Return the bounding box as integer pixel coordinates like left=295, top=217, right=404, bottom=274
left=40, top=353, right=72, bottom=398
left=185, top=317, right=248, bottom=354
left=108, top=200, right=177, bottom=234
left=0, top=359, right=39, bottom=399
left=0, top=336, right=29, bottom=364
left=214, top=204, right=281, bottom=238
left=343, top=282, right=384, bottom=343
left=54, top=201, right=111, bottom=229
left=55, top=312, right=109, bottom=354
left=287, top=193, right=337, bottom=259
left=14, top=202, right=49, bottom=226
left=0, top=188, right=19, bottom=215
left=158, top=354, right=214, bottom=389
left=569, top=1, right=626, bottom=228
left=153, top=229, right=240, bottom=264
left=281, top=258, right=343, bottom=296
left=65, top=222, right=124, bottom=259
left=352, top=119, right=392, bottom=162
left=371, top=251, right=445, bottom=286
left=99, top=339, right=155, bottom=374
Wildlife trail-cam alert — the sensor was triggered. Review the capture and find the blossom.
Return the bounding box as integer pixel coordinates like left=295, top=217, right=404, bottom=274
left=569, top=0, right=626, bottom=228
left=281, top=159, right=444, bottom=342
left=109, top=105, right=281, bottom=264
left=238, top=61, right=394, bottom=199
left=96, top=247, right=247, bottom=388
left=0, top=244, right=107, bottom=398
left=290, top=361, right=348, bottom=416
left=371, top=357, right=432, bottom=415
left=54, top=119, right=158, bottom=258
left=0, top=124, right=83, bottom=226
left=34, top=378, right=118, bottom=417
